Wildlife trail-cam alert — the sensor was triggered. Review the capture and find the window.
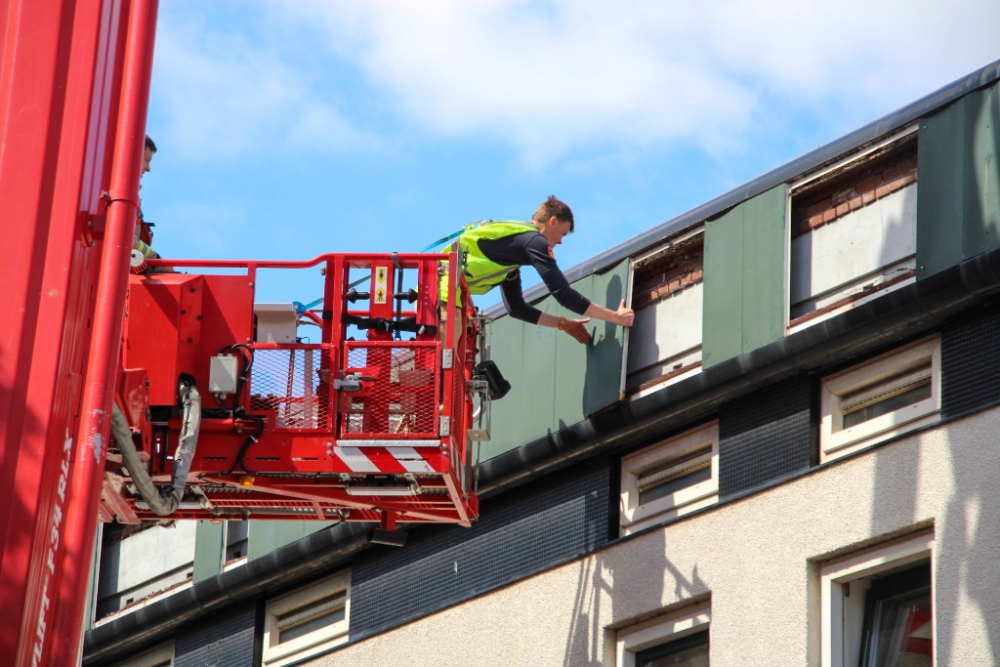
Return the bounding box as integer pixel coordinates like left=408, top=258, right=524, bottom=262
left=820, top=338, right=940, bottom=463
left=617, top=600, right=710, bottom=667
left=636, top=631, right=709, bottom=667
left=263, top=570, right=350, bottom=667
left=626, top=229, right=704, bottom=397
left=620, top=422, right=718, bottom=536
left=225, top=520, right=249, bottom=565
left=788, top=125, right=918, bottom=333
left=820, top=531, right=934, bottom=667
left=111, top=642, right=173, bottom=667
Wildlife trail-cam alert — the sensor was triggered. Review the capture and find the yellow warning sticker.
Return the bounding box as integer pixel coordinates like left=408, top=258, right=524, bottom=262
left=374, top=267, right=388, bottom=304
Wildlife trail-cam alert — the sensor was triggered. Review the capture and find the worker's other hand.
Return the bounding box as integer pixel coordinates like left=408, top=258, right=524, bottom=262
left=615, top=300, right=635, bottom=327
left=562, top=318, right=592, bottom=344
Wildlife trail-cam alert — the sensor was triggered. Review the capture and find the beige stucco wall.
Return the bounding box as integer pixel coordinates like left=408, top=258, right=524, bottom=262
left=311, top=405, right=1000, bottom=667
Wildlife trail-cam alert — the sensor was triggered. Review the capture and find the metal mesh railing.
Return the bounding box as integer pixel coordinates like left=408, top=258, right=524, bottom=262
left=341, top=342, right=439, bottom=439
left=249, top=346, right=331, bottom=430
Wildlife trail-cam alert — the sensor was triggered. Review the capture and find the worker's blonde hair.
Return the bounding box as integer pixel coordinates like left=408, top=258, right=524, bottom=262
left=532, top=195, right=574, bottom=231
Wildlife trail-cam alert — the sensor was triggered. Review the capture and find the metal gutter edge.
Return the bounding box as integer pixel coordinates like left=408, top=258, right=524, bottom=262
left=477, top=245, right=1000, bottom=497
left=485, top=58, right=1000, bottom=320
left=82, top=523, right=373, bottom=666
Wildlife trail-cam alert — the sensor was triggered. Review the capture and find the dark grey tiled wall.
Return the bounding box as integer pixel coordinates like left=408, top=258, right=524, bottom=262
left=350, top=455, right=613, bottom=641
left=719, top=376, right=815, bottom=498
left=173, top=605, right=257, bottom=667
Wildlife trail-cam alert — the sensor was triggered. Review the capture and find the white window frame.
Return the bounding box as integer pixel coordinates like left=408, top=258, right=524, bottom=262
left=820, top=531, right=935, bottom=667
left=111, top=642, right=174, bottom=667
left=786, top=123, right=919, bottom=332
left=820, top=337, right=941, bottom=463
left=620, top=422, right=718, bottom=536
left=626, top=227, right=705, bottom=397
left=262, top=570, right=350, bottom=667
left=617, top=600, right=710, bottom=667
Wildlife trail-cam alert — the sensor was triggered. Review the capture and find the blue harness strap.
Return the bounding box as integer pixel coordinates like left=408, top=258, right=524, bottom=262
left=296, top=226, right=470, bottom=311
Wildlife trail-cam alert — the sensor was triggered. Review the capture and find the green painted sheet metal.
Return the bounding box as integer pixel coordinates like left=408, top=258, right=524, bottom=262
left=703, top=202, right=745, bottom=367
left=483, top=259, right=629, bottom=460
left=247, top=521, right=331, bottom=561
left=703, top=184, right=787, bottom=368
left=193, top=520, right=224, bottom=583
left=741, top=185, right=787, bottom=352
left=918, top=82, right=1000, bottom=279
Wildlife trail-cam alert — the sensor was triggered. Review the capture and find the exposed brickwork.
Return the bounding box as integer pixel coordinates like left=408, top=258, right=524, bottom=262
left=791, top=142, right=917, bottom=239
left=633, top=240, right=704, bottom=309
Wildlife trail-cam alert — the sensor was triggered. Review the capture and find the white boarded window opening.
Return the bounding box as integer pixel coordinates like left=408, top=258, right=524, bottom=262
left=263, top=570, right=350, bottom=667
left=820, top=337, right=940, bottom=463
left=620, top=422, right=718, bottom=536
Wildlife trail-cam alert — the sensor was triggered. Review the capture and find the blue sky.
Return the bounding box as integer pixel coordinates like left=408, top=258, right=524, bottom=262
left=141, top=1, right=1000, bottom=307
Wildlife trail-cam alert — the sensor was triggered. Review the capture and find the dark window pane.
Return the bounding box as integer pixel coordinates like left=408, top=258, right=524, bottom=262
left=278, top=606, right=345, bottom=644
left=642, top=643, right=709, bottom=667
left=843, top=382, right=932, bottom=429
left=639, top=466, right=712, bottom=505
left=637, top=629, right=709, bottom=667
left=859, top=564, right=932, bottom=667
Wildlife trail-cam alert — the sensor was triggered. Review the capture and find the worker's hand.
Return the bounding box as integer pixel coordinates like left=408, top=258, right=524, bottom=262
left=615, top=300, right=635, bottom=327
left=562, top=317, right=592, bottom=344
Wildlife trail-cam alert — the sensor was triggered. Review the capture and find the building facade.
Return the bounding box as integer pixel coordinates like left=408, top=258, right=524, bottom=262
left=82, top=60, right=1000, bottom=667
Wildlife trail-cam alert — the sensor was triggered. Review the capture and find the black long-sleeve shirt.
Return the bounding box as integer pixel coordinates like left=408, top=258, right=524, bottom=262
left=478, top=231, right=591, bottom=324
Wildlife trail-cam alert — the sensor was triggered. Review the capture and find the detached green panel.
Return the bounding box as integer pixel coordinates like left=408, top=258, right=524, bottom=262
left=741, top=184, right=787, bottom=353
left=704, top=184, right=786, bottom=368
left=247, top=521, right=330, bottom=561
left=193, top=520, right=224, bottom=583
left=964, top=84, right=1000, bottom=259
left=917, top=96, right=969, bottom=278
left=483, top=259, right=629, bottom=460
left=918, top=83, right=1000, bottom=279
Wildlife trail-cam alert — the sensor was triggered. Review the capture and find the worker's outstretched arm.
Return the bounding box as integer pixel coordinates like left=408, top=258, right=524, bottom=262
left=535, top=300, right=633, bottom=345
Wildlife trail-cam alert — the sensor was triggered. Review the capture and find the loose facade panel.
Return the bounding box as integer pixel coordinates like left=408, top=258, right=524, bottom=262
left=917, top=82, right=1000, bottom=279
left=484, top=260, right=630, bottom=460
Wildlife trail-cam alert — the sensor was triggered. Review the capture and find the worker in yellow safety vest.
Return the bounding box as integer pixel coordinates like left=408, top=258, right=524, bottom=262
left=441, top=196, right=633, bottom=345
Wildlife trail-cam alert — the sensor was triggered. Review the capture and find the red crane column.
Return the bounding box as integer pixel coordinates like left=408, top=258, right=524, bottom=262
left=49, top=2, right=159, bottom=664
left=0, top=0, right=136, bottom=664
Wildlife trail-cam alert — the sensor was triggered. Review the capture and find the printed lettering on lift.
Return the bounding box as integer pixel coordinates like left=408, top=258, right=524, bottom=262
left=31, top=430, right=73, bottom=667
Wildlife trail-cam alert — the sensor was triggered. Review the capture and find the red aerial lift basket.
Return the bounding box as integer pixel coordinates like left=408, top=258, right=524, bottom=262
left=102, top=252, right=481, bottom=529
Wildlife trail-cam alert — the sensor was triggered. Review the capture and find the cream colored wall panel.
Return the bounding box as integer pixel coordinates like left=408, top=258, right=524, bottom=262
left=791, top=184, right=917, bottom=306
left=306, top=406, right=1000, bottom=667
left=627, top=282, right=703, bottom=375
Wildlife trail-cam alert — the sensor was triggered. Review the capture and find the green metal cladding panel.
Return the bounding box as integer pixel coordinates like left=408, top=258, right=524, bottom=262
left=193, top=520, right=224, bottom=583
left=703, top=184, right=787, bottom=368
left=918, top=82, right=1000, bottom=279
left=482, top=259, right=630, bottom=460
left=247, top=521, right=331, bottom=560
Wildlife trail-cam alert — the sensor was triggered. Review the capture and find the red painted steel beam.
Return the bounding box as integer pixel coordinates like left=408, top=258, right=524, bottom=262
left=50, top=1, right=158, bottom=663
left=0, top=0, right=130, bottom=663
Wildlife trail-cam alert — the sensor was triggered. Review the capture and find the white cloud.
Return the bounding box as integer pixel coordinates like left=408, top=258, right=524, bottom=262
left=149, top=13, right=378, bottom=160
left=152, top=1, right=1000, bottom=166
left=276, top=0, right=1000, bottom=164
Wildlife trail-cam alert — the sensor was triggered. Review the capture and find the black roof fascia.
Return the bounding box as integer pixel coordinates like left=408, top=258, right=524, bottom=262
left=485, top=58, right=1000, bottom=319
left=82, top=523, right=372, bottom=666
left=477, top=245, right=1000, bottom=497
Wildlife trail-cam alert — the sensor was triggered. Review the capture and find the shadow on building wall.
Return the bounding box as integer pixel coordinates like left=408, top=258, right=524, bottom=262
left=562, top=528, right=708, bottom=666
left=583, top=274, right=624, bottom=418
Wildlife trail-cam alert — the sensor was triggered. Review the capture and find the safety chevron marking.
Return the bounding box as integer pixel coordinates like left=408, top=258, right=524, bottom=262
left=334, top=446, right=380, bottom=473
left=334, top=446, right=435, bottom=474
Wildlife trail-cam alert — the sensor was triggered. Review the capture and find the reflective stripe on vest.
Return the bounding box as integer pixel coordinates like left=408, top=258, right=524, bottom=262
left=439, top=220, right=537, bottom=300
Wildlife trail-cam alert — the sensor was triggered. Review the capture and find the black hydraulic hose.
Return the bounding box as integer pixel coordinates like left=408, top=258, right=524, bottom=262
left=220, top=407, right=265, bottom=476
left=110, top=376, right=201, bottom=516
